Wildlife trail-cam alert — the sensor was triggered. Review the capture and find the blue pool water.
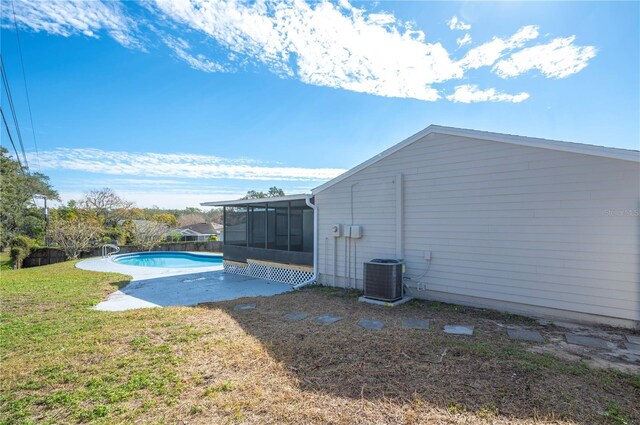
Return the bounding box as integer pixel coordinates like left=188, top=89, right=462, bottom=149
left=114, top=252, right=222, bottom=268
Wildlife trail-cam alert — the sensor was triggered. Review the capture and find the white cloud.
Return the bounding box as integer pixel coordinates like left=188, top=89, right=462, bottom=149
left=458, top=25, right=539, bottom=70
left=4, top=0, right=142, bottom=49
left=447, top=16, right=471, bottom=31
left=4, top=0, right=598, bottom=103
left=57, top=190, right=245, bottom=209
left=151, top=0, right=462, bottom=101
left=55, top=178, right=323, bottom=208
left=447, top=85, right=530, bottom=103
left=30, top=148, right=347, bottom=181
left=162, top=35, right=226, bottom=72
left=493, top=36, right=597, bottom=78
left=456, top=33, right=472, bottom=47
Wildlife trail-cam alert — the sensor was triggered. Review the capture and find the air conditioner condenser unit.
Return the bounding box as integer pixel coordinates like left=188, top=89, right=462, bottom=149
left=363, top=259, right=403, bottom=302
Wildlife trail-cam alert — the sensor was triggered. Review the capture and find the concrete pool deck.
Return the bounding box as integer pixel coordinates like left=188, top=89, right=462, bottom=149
left=76, top=256, right=293, bottom=311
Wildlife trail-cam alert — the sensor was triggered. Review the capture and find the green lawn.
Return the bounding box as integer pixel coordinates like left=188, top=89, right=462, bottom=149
left=0, top=250, right=12, bottom=270
left=1, top=262, right=638, bottom=424
left=1, top=262, right=193, bottom=423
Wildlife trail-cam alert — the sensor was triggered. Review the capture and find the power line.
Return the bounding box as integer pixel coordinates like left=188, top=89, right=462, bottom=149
left=0, top=54, right=29, bottom=170
left=1, top=106, right=25, bottom=171
left=11, top=0, right=41, bottom=172
left=1, top=105, right=39, bottom=208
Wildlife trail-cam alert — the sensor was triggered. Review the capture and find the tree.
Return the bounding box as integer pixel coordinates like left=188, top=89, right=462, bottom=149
left=52, top=201, right=101, bottom=226
left=176, top=213, right=207, bottom=227
left=152, top=213, right=177, bottom=227
left=0, top=147, right=59, bottom=246
left=131, top=221, right=169, bottom=251
left=243, top=190, right=266, bottom=199
left=267, top=186, right=285, bottom=197
left=206, top=208, right=223, bottom=225
left=78, top=188, right=134, bottom=226
left=242, top=187, right=285, bottom=199
left=47, top=219, right=102, bottom=259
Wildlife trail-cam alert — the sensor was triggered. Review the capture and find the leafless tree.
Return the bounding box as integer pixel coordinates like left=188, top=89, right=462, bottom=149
left=131, top=221, right=169, bottom=251
left=78, top=188, right=135, bottom=225
left=176, top=213, right=207, bottom=227
left=47, top=220, right=102, bottom=259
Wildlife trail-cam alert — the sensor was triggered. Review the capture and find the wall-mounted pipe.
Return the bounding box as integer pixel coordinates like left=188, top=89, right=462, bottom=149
left=293, top=195, right=318, bottom=290
left=395, top=173, right=404, bottom=259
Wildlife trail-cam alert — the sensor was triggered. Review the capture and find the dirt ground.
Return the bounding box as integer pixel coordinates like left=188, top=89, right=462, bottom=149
left=191, top=287, right=639, bottom=424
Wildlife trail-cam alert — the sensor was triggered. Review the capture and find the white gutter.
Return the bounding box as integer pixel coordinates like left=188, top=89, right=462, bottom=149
left=293, top=195, right=318, bottom=289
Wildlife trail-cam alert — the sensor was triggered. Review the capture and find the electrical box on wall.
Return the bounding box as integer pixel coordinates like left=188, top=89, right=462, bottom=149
left=350, top=225, right=362, bottom=239
left=330, top=224, right=342, bottom=237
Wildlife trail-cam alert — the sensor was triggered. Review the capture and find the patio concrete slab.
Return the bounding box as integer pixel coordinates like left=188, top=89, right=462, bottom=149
left=507, top=329, right=544, bottom=343
left=315, top=314, right=343, bottom=325
left=233, top=303, right=257, bottom=311
left=358, top=319, right=385, bottom=330
left=77, top=257, right=293, bottom=311
left=565, top=333, right=613, bottom=349
left=626, top=335, right=640, bottom=345
left=284, top=312, right=309, bottom=321
left=444, top=325, right=474, bottom=335
left=402, top=318, right=430, bottom=330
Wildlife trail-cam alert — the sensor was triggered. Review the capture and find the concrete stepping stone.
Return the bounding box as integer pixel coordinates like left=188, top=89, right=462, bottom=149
left=565, top=333, right=612, bottom=349
left=626, top=335, right=640, bottom=345
left=402, top=318, right=430, bottom=330
left=314, top=314, right=343, bottom=325
left=624, top=342, right=640, bottom=353
left=357, top=319, right=385, bottom=330
left=233, top=303, right=256, bottom=311
left=444, top=325, right=474, bottom=335
left=284, top=312, right=309, bottom=321
left=507, top=329, right=544, bottom=343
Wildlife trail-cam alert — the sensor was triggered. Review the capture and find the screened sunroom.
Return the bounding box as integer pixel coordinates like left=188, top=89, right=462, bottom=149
left=201, top=194, right=314, bottom=268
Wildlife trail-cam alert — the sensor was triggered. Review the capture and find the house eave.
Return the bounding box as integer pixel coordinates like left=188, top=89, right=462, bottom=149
left=311, top=124, right=640, bottom=195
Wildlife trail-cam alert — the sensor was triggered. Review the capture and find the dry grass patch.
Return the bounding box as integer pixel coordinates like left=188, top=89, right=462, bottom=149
left=196, top=289, right=639, bottom=424
left=1, top=263, right=638, bottom=424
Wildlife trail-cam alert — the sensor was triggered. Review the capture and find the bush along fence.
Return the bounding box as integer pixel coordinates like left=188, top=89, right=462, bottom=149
left=22, top=241, right=223, bottom=268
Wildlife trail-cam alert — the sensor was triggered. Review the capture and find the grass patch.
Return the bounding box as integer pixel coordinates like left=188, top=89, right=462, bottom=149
left=602, top=400, right=632, bottom=425
left=0, top=262, right=185, bottom=423
left=0, top=249, right=12, bottom=270
left=1, top=261, right=638, bottom=424
left=308, top=284, right=361, bottom=298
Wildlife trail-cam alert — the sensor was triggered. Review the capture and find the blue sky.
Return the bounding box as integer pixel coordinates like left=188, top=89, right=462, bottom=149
left=1, top=0, right=638, bottom=208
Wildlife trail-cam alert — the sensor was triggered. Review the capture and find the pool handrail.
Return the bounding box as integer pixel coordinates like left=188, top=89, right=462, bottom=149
left=101, top=244, right=120, bottom=258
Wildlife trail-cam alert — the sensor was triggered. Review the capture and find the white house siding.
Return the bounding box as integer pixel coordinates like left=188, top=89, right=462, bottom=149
left=315, top=133, right=640, bottom=328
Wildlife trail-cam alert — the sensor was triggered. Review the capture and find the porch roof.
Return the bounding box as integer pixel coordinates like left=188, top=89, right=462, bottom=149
left=200, top=193, right=311, bottom=208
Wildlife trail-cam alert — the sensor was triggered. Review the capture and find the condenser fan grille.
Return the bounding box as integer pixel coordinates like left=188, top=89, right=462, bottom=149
left=363, top=259, right=403, bottom=302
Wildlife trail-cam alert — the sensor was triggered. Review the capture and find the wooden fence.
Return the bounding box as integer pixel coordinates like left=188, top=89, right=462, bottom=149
left=22, top=241, right=223, bottom=268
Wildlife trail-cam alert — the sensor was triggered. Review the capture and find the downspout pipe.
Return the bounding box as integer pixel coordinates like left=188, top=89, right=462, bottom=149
left=293, top=195, right=318, bottom=290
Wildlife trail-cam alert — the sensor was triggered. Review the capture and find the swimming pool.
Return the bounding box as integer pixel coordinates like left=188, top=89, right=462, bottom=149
left=113, top=252, right=222, bottom=268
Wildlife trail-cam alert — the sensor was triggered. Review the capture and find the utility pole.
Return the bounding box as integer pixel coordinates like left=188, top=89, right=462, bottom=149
left=42, top=197, right=49, bottom=246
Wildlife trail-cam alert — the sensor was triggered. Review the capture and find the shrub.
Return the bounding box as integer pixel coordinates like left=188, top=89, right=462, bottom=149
left=10, top=236, right=35, bottom=268
left=47, top=220, right=102, bottom=260
left=167, top=231, right=183, bottom=243
left=103, top=226, right=127, bottom=245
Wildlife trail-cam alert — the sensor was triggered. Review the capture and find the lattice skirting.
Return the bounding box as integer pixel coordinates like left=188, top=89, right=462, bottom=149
left=223, top=260, right=314, bottom=286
